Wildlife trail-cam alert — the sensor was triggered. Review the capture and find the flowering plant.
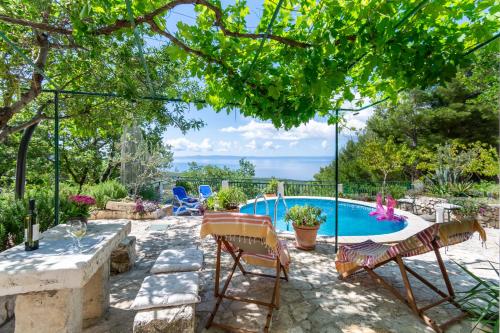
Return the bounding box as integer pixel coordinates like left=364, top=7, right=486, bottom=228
left=67, top=195, right=96, bottom=218
left=133, top=199, right=159, bottom=216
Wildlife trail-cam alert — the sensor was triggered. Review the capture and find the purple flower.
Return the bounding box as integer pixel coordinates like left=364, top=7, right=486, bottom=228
left=69, top=195, right=96, bottom=206
left=134, top=199, right=159, bottom=215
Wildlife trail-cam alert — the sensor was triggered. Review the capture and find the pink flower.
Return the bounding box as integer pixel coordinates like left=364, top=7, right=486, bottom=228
left=69, top=195, right=96, bottom=206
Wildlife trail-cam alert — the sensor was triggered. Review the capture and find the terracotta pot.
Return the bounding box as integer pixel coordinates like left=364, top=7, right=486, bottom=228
left=264, top=193, right=275, bottom=198
left=292, top=223, right=320, bottom=251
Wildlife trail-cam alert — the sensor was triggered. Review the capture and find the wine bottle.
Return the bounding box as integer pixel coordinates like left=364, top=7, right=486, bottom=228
left=24, top=199, right=39, bottom=251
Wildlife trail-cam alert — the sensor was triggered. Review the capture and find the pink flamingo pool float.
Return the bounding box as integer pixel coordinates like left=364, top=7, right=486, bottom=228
left=369, top=193, right=405, bottom=221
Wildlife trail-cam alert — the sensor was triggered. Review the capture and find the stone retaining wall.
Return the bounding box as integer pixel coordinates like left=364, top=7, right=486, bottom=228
left=409, top=196, right=499, bottom=228
left=477, top=204, right=499, bottom=228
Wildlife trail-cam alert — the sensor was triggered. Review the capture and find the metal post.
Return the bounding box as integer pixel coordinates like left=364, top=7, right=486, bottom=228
left=54, top=91, right=60, bottom=225
left=335, top=108, right=339, bottom=253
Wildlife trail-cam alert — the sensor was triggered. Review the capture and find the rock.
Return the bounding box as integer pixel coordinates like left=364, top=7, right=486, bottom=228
left=106, top=201, right=136, bottom=212
left=0, top=295, right=15, bottom=326
left=91, top=206, right=171, bottom=220
left=111, top=236, right=137, bottom=274
left=133, top=304, right=195, bottom=333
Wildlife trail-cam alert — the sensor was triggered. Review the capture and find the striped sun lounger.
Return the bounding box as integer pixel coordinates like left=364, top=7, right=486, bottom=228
left=335, top=220, right=486, bottom=333
left=200, top=212, right=290, bottom=333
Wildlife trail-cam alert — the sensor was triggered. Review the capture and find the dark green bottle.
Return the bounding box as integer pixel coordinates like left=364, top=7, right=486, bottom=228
left=24, top=199, right=39, bottom=251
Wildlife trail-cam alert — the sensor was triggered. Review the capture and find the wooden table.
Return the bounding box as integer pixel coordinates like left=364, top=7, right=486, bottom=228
left=0, top=220, right=131, bottom=333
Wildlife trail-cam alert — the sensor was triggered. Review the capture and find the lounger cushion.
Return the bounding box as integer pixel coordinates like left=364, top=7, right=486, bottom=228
left=150, top=248, right=203, bottom=274
left=131, top=272, right=200, bottom=310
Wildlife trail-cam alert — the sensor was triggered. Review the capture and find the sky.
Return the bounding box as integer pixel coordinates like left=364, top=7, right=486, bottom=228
left=147, top=2, right=375, bottom=157
left=163, top=106, right=373, bottom=157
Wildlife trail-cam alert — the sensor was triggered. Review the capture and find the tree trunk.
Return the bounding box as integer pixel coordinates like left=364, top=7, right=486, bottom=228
left=14, top=123, right=39, bottom=199
left=0, top=33, right=49, bottom=137
left=382, top=172, right=388, bottom=196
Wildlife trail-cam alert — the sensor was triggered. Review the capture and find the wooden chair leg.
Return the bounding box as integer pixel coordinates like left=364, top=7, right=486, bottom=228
left=275, top=260, right=281, bottom=309
left=264, top=262, right=280, bottom=332
left=222, top=239, right=247, bottom=274
left=431, top=240, right=455, bottom=297
left=214, top=237, right=221, bottom=297
left=281, top=265, right=289, bottom=281
left=395, top=255, right=419, bottom=315
left=206, top=251, right=243, bottom=329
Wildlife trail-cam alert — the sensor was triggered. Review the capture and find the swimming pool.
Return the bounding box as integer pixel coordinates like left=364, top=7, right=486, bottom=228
left=239, top=197, right=408, bottom=237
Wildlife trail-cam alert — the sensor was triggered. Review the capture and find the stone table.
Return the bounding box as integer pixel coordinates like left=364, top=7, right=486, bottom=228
left=435, top=202, right=461, bottom=223
left=0, top=220, right=131, bottom=333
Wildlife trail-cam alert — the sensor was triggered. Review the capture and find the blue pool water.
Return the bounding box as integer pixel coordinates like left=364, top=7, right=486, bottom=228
left=239, top=198, right=407, bottom=237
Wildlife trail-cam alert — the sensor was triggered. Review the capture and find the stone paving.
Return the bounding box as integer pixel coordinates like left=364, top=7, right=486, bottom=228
left=76, top=216, right=498, bottom=333
left=1, top=215, right=490, bottom=333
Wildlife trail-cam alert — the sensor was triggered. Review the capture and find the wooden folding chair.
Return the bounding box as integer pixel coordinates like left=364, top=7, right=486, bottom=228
left=335, top=221, right=486, bottom=333
left=200, top=213, right=290, bottom=333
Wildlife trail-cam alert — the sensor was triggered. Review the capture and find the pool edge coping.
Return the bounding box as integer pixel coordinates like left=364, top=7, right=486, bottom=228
left=242, top=196, right=433, bottom=244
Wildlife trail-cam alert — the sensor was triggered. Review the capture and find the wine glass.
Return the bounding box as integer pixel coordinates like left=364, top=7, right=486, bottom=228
left=67, top=220, right=87, bottom=252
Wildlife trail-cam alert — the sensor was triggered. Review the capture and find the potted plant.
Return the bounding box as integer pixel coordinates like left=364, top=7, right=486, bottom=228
left=205, top=188, right=246, bottom=212
left=67, top=195, right=96, bottom=224
left=285, top=205, right=326, bottom=250
left=264, top=178, right=279, bottom=198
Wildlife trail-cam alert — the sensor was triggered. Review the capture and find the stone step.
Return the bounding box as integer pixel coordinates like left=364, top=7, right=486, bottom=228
left=133, top=304, right=195, bottom=333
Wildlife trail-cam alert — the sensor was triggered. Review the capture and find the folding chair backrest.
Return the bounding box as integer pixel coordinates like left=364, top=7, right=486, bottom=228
left=226, top=236, right=270, bottom=255
left=436, top=220, right=486, bottom=248
left=173, top=186, right=188, bottom=200
left=200, top=212, right=279, bottom=255
left=390, top=224, right=439, bottom=258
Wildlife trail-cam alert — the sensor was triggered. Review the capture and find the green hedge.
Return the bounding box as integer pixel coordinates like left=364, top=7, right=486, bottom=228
left=0, top=180, right=128, bottom=251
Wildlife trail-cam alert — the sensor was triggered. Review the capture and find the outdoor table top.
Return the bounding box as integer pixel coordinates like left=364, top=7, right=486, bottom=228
left=397, top=198, right=415, bottom=203
left=435, top=203, right=462, bottom=210
left=0, top=220, right=131, bottom=296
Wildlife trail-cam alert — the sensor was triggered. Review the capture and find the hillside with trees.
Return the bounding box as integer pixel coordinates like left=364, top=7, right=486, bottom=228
left=314, top=50, right=499, bottom=195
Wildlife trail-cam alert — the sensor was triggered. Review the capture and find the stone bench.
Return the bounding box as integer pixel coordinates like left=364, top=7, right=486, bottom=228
left=131, top=248, right=204, bottom=333
left=131, top=272, right=200, bottom=333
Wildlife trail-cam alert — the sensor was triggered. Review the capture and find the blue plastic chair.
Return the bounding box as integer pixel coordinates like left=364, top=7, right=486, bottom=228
left=172, top=186, right=199, bottom=208
left=173, top=205, right=191, bottom=216
left=199, top=185, right=213, bottom=201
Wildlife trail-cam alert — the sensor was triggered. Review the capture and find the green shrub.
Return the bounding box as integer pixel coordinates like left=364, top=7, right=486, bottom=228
left=264, top=178, right=279, bottom=194
left=175, top=180, right=195, bottom=195
left=285, top=205, right=326, bottom=227
left=138, top=185, right=159, bottom=201
left=455, top=261, right=499, bottom=332
left=206, top=187, right=246, bottom=210
left=448, top=198, right=485, bottom=218
left=386, top=184, right=407, bottom=199
left=0, top=194, right=26, bottom=250
left=83, top=180, right=128, bottom=209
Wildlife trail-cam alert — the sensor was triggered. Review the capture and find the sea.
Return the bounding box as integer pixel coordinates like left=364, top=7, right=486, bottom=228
left=169, top=155, right=333, bottom=180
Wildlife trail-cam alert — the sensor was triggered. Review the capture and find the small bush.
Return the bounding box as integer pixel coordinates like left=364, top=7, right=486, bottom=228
left=264, top=178, right=279, bottom=194
left=175, top=180, right=195, bottom=195
left=0, top=194, right=26, bottom=250
left=84, top=180, right=128, bottom=209
left=138, top=185, right=159, bottom=201
left=386, top=185, right=407, bottom=199
left=285, top=205, right=326, bottom=227
left=455, top=261, right=499, bottom=331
